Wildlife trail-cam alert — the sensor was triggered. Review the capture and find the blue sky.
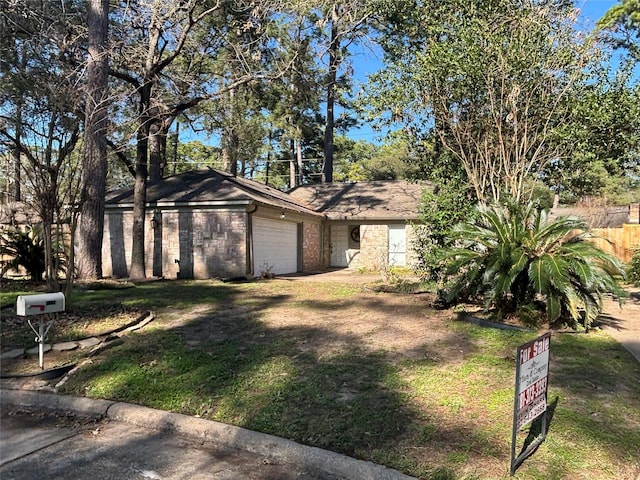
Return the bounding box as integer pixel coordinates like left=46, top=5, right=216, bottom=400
left=345, top=0, right=622, bottom=144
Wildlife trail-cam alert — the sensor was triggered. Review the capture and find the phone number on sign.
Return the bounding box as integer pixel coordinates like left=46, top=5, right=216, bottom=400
left=518, top=377, right=547, bottom=410
left=517, top=397, right=547, bottom=429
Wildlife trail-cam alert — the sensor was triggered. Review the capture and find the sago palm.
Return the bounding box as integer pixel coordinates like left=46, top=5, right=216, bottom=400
left=0, top=225, right=46, bottom=281
left=443, top=201, right=625, bottom=328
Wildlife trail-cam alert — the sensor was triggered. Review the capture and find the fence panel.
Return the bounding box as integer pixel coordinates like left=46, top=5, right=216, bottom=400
left=591, top=224, right=640, bottom=263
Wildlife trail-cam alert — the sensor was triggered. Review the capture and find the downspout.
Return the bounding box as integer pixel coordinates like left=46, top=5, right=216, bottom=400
left=246, top=203, right=258, bottom=277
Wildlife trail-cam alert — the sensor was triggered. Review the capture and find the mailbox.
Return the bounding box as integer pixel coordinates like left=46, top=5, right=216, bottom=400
left=16, top=292, right=65, bottom=316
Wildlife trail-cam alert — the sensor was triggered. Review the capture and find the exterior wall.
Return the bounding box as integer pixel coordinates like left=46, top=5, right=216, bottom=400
left=301, top=221, right=323, bottom=271
left=322, top=224, right=331, bottom=268
left=103, top=207, right=247, bottom=279
left=405, top=224, right=422, bottom=269
left=325, top=222, right=419, bottom=271
left=358, top=224, right=389, bottom=270
left=102, top=210, right=136, bottom=278
left=166, top=209, right=247, bottom=279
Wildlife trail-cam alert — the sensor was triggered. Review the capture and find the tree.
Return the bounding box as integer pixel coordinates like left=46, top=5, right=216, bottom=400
left=107, top=0, right=301, bottom=277
left=443, top=200, right=625, bottom=329
left=548, top=65, right=640, bottom=204
left=598, top=0, right=640, bottom=63
left=0, top=0, right=85, bottom=291
left=365, top=0, right=591, bottom=203
left=265, top=18, right=324, bottom=188
left=333, top=136, right=418, bottom=181
left=107, top=0, right=239, bottom=278
left=77, top=0, right=109, bottom=280
left=317, top=0, right=373, bottom=183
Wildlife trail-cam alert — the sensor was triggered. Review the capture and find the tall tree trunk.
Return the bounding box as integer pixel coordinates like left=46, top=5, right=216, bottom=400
left=289, top=139, right=296, bottom=188
left=265, top=148, right=271, bottom=186
left=78, top=0, right=109, bottom=280
left=221, top=88, right=239, bottom=176
left=42, top=187, right=59, bottom=292
left=13, top=102, right=21, bottom=202
left=172, top=121, right=179, bottom=176
left=322, top=5, right=339, bottom=183
left=129, top=116, right=150, bottom=279
left=149, top=119, right=167, bottom=181
left=297, top=138, right=303, bottom=186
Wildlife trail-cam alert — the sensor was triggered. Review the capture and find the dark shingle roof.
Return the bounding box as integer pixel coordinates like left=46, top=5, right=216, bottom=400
left=288, top=180, right=431, bottom=221
left=549, top=205, right=630, bottom=228
left=105, top=168, right=321, bottom=217
left=106, top=169, right=431, bottom=221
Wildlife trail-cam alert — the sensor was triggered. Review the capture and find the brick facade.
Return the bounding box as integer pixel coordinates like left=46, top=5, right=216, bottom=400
left=102, top=205, right=419, bottom=279
left=301, top=222, right=323, bottom=271
left=103, top=208, right=248, bottom=279
left=358, top=224, right=389, bottom=270
left=327, top=223, right=418, bottom=271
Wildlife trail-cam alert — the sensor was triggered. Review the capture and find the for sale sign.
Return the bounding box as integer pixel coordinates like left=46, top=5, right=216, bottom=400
left=510, top=332, right=551, bottom=475
left=515, top=333, right=550, bottom=429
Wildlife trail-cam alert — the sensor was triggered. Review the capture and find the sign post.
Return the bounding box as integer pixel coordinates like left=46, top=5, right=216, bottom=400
left=510, top=332, right=551, bottom=475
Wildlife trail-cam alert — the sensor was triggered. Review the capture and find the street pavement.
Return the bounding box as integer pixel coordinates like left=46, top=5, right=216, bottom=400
left=0, top=390, right=415, bottom=480
left=1, top=408, right=329, bottom=480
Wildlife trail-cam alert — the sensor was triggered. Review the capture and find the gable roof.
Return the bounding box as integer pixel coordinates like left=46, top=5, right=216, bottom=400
left=105, top=168, right=321, bottom=217
left=288, top=180, right=431, bottom=221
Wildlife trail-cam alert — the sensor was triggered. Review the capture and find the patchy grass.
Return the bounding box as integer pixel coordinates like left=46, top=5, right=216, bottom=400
left=3, top=279, right=639, bottom=479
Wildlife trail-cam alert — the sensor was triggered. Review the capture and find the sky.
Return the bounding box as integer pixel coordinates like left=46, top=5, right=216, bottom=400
left=345, top=0, right=622, bottom=144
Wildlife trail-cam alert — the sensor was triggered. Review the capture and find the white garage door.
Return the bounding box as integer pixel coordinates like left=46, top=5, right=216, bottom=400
left=253, top=217, right=298, bottom=276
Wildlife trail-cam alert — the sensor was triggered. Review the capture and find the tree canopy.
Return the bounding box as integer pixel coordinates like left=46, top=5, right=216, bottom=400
left=1, top=0, right=638, bottom=282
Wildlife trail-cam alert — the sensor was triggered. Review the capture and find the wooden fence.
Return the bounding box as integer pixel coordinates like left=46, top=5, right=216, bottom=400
left=591, top=224, right=640, bottom=264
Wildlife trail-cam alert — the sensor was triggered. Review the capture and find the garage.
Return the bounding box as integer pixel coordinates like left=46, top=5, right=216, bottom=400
left=252, top=217, right=299, bottom=276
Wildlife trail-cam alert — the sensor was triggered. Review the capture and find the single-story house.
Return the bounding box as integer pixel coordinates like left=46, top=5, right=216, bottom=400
left=102, top=168, right=431, bottom=279
left=288, top=181, right=429, bottom=271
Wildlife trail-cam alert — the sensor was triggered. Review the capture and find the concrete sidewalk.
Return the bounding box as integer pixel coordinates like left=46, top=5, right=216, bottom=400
left=600, top=288, right=640, bottom=364
left=0, top=390, right=415, bottom=480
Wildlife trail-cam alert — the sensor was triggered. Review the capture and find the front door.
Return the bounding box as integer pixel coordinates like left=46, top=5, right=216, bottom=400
left=388, top=225, right=407, bottom=266
left=330, top=224, right=348, bottom=267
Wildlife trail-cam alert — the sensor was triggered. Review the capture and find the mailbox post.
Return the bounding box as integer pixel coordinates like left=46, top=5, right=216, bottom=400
left=16, top=292, right=65, bottom=370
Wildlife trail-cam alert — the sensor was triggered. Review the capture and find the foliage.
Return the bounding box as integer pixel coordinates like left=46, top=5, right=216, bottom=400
left=333, top=136, right=420, bottom=182
left=412, top=181, right=476, bottom=281
left=365, top=0, right=592, bottom=203
left=597, top=0, right=640, bottom=63
left=0, top=226, right=46, bottom=281
left=548, top=66, right=640, bottom=204
left=0, top=1, right=84, bottom=290
left=443, top=200, right=626, bottom=329
left=628, top=246, right=640, bottom=285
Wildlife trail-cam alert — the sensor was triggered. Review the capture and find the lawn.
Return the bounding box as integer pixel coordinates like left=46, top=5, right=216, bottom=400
left=1, top=278, right=639, bottom=480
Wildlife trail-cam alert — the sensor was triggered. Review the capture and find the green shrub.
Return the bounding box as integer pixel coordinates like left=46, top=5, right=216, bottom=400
left=412, top=182, right=476, bottom=281
left=0, top=225, right=46, bottom=281
left=443, top=200, right=626, bottom=329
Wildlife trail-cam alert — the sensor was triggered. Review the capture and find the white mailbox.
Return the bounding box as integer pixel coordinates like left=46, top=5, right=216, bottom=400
left=16, top=292, right=65, bottom=316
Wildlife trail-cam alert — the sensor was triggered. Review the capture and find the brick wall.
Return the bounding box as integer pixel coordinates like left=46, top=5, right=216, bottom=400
left=358, top=224, right=389, bottom=270
left=103, top=207, right=247, bottom=279
left=339, top=223, right=418, bottom=271
left=301, top=221, right=323, bottom=271
left=322, top=224, right=331, bottom=268
left=103, top=210, right=133, bottom=278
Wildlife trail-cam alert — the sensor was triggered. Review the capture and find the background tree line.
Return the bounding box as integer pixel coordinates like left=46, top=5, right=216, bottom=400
left=0, top=0, right=638, bottom=286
